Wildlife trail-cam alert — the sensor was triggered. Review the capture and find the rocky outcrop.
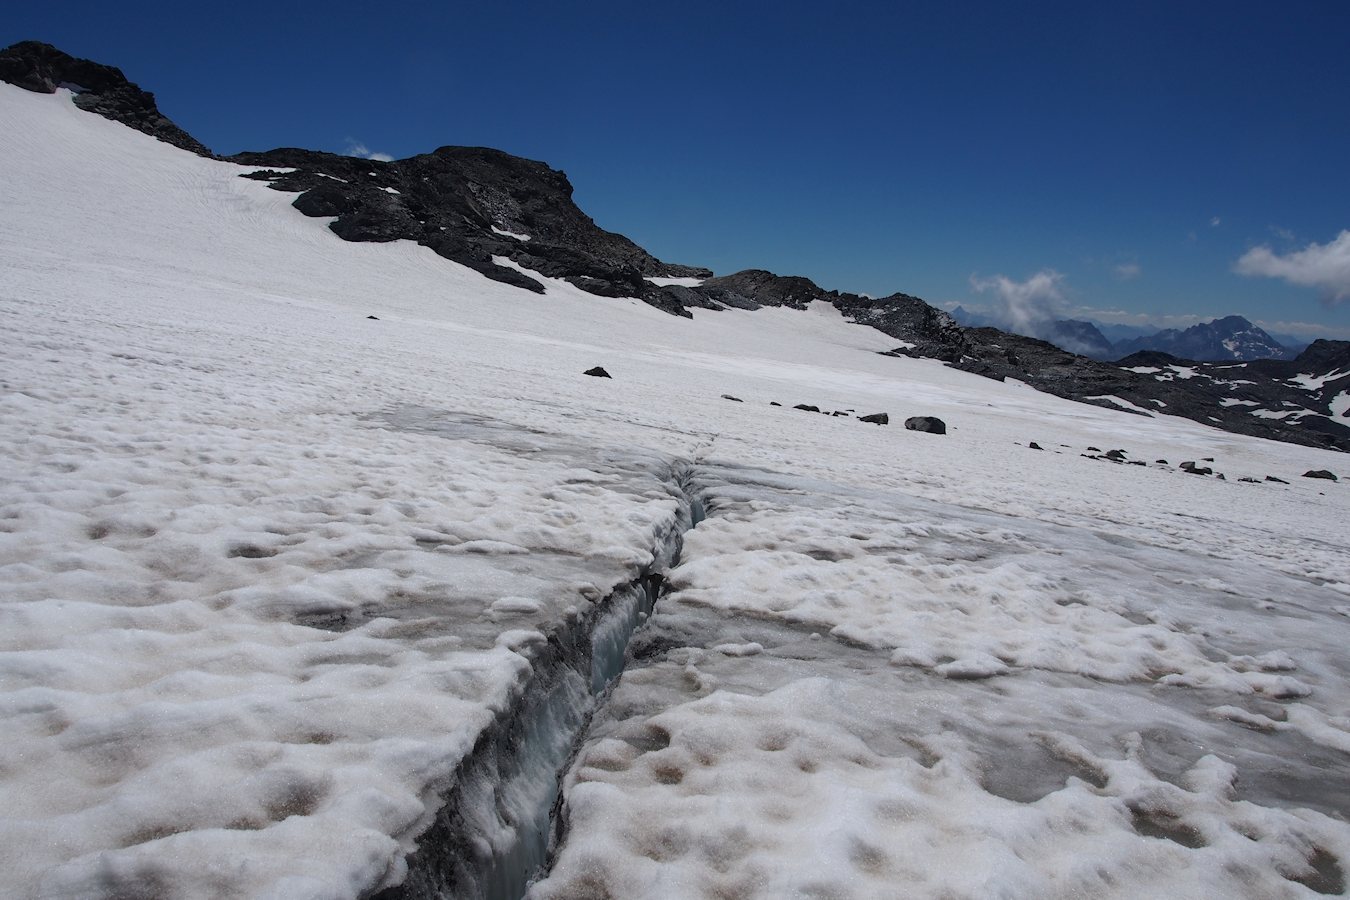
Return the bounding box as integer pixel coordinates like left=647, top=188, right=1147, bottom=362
left=0, top=41, right=211, bottom=157
left=232, top=146, right=709, bottom=306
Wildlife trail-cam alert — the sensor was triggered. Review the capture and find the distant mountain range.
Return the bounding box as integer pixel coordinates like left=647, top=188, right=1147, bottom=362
left=948, top=307, right=1302, bottom=362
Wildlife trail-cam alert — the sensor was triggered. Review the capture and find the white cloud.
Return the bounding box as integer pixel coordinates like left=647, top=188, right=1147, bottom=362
left=1113, top=262, right=1141, bottom=280
left=1235, top=229, right=1350, bottom=303
left=969, top=269, right=1066, bottom=336
left=1210, top=216, right=1222, bottom=227
left=342, top=139, right=394, bottom=163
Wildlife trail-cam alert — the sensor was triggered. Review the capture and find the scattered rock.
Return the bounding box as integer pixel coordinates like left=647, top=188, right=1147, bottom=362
left=1216, top=473, right=1226, bottom=480
left=770, top=402, right=782, bottom=407
left=1265, top=475, right=1289, bottom=484
left=1303, top=470, right=1338, bottom=481
left=721, top=395, right=743, bottom=402
left=1156, top=459, right=1169, bottom=465
left=1086, top=446, right=1102, bottom=452
left=1127, top=460, right=1146, bottom=466
left=1179, top=461, right=1213, bottom=476
left=1239, top=477, right=1260, bottom=483
left=1029, top=441, right=1044, bottom=450
left=1202, top=457, right=1215, bottom=462
left=905, top=416, right=947, bottom=435
left=583, top=366, right=611, bottom=378
left=1105, top=449, right=1127, bottom=461
left=366, top=315, right=379, bottom=320
left=793, top=404, right=821, bottom=413
left=831, top=411, right=848, bottom=417
left=859, top=413, right=889, bottom=425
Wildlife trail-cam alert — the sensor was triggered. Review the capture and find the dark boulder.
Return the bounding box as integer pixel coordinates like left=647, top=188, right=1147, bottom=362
left=905, top=416, right=947, bottom=435
left=859, top=413, right=889, bottom=425
left=721, top=395, right=743, bottom=402
left=1179, top=461, right=1213, bottom=476
left=793, top=404, right=821, bottom=413
left=1303, top=470, right=1338, bottom=481
left=1105, top=449, right=1127, bottom=461
left=583, top=366, right=611, bottom=378
left=1029, top=442, right=1044, bottom=450
left=1265, top=475, right=1289, bottom=484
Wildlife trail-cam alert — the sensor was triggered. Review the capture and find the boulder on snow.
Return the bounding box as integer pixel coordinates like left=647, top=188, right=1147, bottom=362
left=721, top=394, right=743, bottom=402
left=1105, top=449, right=1127, bottom=461
left=1029, top=441, right=1044, bottom=450
left=904, top=416, right=946, bottom=435
left=793, top=404, right=821, bottom=413
left=1303, top=470, right=1338, bottom=481
left=1179, top=461, right=1213, bottom=476
left=583, top=366, right=611, bottom=378
left=859, top=413, right=889, bottom=425
left=1266, top=475, right=1289, bottom=484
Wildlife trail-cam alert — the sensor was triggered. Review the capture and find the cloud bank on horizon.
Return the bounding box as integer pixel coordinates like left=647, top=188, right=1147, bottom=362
left=1237, top=230, right=1350, bottom=304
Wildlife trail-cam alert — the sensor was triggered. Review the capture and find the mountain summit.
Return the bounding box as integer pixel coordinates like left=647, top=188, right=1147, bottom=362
left=1113, top=315, right=1292, bottom=362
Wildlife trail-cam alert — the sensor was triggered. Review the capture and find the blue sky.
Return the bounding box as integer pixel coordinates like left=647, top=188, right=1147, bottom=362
left=7, top=1, right=1350, bottom=339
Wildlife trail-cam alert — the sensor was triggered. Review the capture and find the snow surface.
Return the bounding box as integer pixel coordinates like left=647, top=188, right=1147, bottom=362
left=644, top=276, right=705, bottom=288
left=2, top=84, right=1350, bottom=899
left=491, top=225, right=532, bottom=242
left=1333, top=391, right=1350, bottom=419
left=1292, top=370, right=1350, bottom=391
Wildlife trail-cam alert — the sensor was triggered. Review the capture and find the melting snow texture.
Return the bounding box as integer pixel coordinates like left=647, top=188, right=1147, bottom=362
left=1, top=83, right=1349, bottom=899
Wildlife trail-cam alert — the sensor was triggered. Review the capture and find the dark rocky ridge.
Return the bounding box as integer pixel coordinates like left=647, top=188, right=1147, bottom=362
left=0, top=41, right=211, bottom=157
left=230, top=147, right=710, bottom=303
left=5, top=40, right=1346, bottom=453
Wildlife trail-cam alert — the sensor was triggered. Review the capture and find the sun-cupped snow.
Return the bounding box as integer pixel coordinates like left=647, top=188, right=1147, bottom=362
left=2, top=81, right=1349, bottom=899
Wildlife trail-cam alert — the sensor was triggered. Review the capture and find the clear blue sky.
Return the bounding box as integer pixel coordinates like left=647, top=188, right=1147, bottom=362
left=7, top=1, right=1350, bottom=339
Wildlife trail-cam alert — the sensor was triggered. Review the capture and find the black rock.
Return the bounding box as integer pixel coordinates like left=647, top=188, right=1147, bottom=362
left=1105, top=449, right=1127, bottom=461
left=1239, top=477, right=1260, bottom=483
left=793, top=404, right=821, bottom=413
left=1266, top=475, right=1289, bottom=484
left=1179, top=461, right=1213, bottom=475
left=1029, top=441, right=1044, bottom=450
left=905, top=416, right=947, bottom=435
left=229, top=142, right=708, bottom=314
left=721, top=395, right=743, bottom=402
left=770, top=402, right=782, bottom=407
left=366, top=315, right=379, bottom=320
left=859, top=413, right=889, bottom=425
left=1303, top=470, right=1338, bottom=481
left=583, top=366, right=611, bottom=378
left=1087, top=446, right=1101, bottom=452
left=831, top=411, right=848, bottom=417
left=0, top=41, right=212, bottom=156
left=1156, top=459, right=1169, bottom=465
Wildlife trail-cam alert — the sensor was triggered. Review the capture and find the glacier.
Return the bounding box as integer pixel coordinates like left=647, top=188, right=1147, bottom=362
left=1, top=81, right=1350, bottom=899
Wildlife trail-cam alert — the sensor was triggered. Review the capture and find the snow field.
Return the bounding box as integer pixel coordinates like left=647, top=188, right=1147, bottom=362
left=1, top=81, right=1349, bottom=898
left=534, top=464, right=1350, bottom=898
